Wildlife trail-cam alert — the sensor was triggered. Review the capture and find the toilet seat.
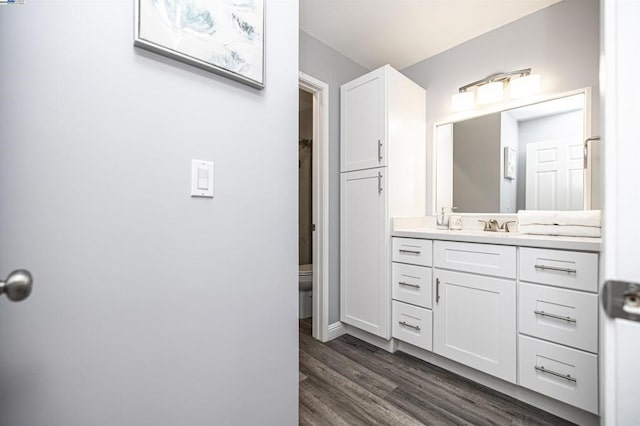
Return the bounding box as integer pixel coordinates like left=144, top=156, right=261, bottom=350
left=299, top=264, right=313, bottom=276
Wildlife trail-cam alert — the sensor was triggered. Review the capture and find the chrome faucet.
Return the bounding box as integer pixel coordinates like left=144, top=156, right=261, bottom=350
left=478, top=219, right=517, bottom=232
left=500, top=220, right=517, bottom=233
left=479, top=219, right=500, bottom=232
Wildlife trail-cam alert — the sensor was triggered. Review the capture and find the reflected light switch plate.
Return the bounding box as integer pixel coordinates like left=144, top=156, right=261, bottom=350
left=191, top=159, right=214, bottom=198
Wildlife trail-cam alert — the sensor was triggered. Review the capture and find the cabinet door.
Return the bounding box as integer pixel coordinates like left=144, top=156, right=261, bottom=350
left=340, top=168, right=388, bottom=338
left=433, top=269, right=516, bottom=383
left=340, top=68, right=386, bottom=172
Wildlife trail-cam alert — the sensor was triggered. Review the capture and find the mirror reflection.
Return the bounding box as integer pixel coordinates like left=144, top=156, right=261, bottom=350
left=436, top=92, right=600, bottom=214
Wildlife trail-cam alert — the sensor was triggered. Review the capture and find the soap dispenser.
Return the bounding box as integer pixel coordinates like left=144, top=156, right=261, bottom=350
left=436, top=207, right=457, bottom=229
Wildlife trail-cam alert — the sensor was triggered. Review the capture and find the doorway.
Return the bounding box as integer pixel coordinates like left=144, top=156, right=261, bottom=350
left=298, top=72, right=330, bottom=341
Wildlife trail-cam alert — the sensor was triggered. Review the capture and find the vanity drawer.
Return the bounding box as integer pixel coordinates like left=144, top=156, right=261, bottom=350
left=434, top=240, right=516, bottom=279
left=392, top=263, right=432, bottom=309
left=519, top=283, right=598, bottom=353
left=519, top=248, right=598, bottom=293
left=392, top=238, right=432, bottom=266
left=518, top=335, right=598, bottom=415
left=392, top=300, right=433, bottom=350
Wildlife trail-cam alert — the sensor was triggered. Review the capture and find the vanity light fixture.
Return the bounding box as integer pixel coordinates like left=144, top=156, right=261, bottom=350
left=450, top=68, right=540, bottom=111
left=509, top=73, right=541, bottom=98
left=451, top=91, right=475, bottom=111
left=476, top=81, right=504, bottom=104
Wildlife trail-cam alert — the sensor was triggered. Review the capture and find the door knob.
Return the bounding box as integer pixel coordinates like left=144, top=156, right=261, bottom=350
left=0, top=269, right=33, bottom=302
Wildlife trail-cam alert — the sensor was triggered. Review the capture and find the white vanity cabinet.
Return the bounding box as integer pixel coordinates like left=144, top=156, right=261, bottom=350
left=517, top=247, right=600, bottom=414
left=389, top=233, right=601, bottom=419
left=391, top=238, right=433, bottom=350
left=432, top=242, right=517, bottom=384
left=340, top=66, right=426, bottom=339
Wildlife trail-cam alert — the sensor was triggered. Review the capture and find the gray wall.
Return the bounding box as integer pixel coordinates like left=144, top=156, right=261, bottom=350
left=453, top=114, right=502, bottom=212
left=402, top=0, right=600, bottom=214
left=0, top=1, right=298, bottom=425
left=299, top=30, right=368, bottom=324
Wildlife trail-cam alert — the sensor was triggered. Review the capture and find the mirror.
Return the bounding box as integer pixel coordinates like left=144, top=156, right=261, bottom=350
left=435, top=91, right=600, bottom=214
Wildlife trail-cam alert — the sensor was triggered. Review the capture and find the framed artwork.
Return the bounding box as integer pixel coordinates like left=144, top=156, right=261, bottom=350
left=504, top=147, right=516, bottom=180
left=134, top=0, right=265, bottom=89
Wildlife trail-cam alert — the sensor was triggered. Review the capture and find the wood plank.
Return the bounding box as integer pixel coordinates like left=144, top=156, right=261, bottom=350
left=298, top=401, right=320, bottom=426
left=299, top=319, right=574, bottom=425
left=328, top=338, right=502, bottom=425
left=327, top=335, right=574, bottom=426
left=299, top=331, right=398, bottom=398
left=299, top=350, right=423, bottom=426
left=299, top=377, right=357, bottom=426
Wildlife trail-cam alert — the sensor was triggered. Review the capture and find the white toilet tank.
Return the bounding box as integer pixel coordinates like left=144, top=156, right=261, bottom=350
left=299, top=264, right=313, bottom=319
left=299, top=264, right=313, bottom=291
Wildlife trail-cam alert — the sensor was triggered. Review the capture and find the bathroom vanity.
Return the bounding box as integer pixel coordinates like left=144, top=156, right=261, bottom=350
left=384, top=222, right=601, bottom=424
left=339, top=66, right=602, bottom=424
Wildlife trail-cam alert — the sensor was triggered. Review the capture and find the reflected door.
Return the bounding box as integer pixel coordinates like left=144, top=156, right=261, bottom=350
left=525, top=139, right=584, bottom=210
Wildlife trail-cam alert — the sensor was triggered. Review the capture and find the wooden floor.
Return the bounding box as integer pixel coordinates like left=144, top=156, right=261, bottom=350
left=299, top=319, right=574, bottom=426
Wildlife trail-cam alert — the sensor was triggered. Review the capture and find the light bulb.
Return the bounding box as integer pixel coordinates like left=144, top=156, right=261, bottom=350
left=451, top=91, right=475, bottom=111
left=477, top=81, right=504, bottom=104
left=509, top=74, right=541, bottom=98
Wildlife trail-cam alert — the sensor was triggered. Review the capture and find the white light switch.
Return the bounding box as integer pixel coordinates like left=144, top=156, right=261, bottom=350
left=197, top=167, right=209, bottom=190
left=191, top=159, right=214, bottom=198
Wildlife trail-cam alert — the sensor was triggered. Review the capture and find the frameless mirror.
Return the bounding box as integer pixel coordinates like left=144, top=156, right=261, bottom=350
left=435, top=91, right=600, bottom=214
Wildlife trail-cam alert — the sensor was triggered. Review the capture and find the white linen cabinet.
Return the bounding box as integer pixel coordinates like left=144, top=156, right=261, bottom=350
left=340, top=65, right=426, bottom=339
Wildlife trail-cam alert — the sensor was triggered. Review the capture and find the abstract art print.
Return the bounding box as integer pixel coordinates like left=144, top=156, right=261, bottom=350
left=135, top=0, right=265, bottom=89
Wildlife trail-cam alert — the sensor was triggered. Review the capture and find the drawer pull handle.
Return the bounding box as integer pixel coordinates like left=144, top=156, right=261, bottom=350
left=436, top=278, right=440, bottom=303
left=399, top=321, right=420, bottom=331
left=534, top=365, right=577, bottom=383
left=398, top=249, right=421, bottom=255
left=378, top=139, right=383, bottom=162
left=398, top=281, right=420, bottom=289
left=534, top=264, right=577, bottom=274
left=534, top=310, right=577, bottom=323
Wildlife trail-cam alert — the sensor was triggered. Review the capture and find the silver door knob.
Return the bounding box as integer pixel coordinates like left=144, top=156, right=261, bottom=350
left=0, top=269, right=33, bottom=302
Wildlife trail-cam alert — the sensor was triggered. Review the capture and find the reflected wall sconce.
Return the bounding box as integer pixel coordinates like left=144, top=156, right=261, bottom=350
left=451, top=68, right=540, bottom=111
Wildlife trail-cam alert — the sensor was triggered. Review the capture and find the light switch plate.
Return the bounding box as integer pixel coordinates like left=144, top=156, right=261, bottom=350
left=191, top=159, right=214, bottom=198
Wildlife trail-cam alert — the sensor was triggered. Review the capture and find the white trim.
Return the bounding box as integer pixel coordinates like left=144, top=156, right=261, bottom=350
left=326, top=321, right=347, bottom=341
left=601, top=2, right=618, bottom=423
left=299, top=72, right=331, bottom=342
left=431, top=87, right=593, bottom=215
left=344, top=325, right=398, bottom=353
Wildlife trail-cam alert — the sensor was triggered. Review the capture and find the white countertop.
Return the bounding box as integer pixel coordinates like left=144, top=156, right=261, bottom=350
left=392, top=227, right=601, bottom=252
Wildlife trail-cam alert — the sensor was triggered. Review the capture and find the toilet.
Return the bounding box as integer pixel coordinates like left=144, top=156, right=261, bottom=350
left=299, top=264, right=313, bottom=319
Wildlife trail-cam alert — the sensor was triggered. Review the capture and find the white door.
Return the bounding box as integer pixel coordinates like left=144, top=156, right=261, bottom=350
left=433, top=269, right=517, bottom=383
left=340, top=168, right=388, bottom=338
left=602, top=1, right=640, bottom=424
left=340, top=68, right=386, bottom=172
left=526, top=139, right=584, bottom=210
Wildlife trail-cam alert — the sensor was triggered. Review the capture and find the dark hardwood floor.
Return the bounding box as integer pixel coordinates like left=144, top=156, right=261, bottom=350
left=299, top=319, right=574, bottom=426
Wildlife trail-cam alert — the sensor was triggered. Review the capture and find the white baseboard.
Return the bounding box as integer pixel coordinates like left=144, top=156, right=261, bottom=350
left=344, top=325, right=397, bottom=353
left=326, top=321, right=346, bottom=341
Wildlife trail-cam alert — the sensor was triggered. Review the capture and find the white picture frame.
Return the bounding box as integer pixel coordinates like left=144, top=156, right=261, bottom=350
left=134, top=0, right=265, bottom=89
left=504, top=147, right=516, bottom=180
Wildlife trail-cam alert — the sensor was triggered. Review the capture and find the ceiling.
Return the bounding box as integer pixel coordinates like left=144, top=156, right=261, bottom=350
left=300, top=0, right=561, bottom=70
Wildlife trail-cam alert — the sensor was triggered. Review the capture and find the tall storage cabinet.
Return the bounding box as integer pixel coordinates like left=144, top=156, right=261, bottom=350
left=340, top=65, right=426, bottom=339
